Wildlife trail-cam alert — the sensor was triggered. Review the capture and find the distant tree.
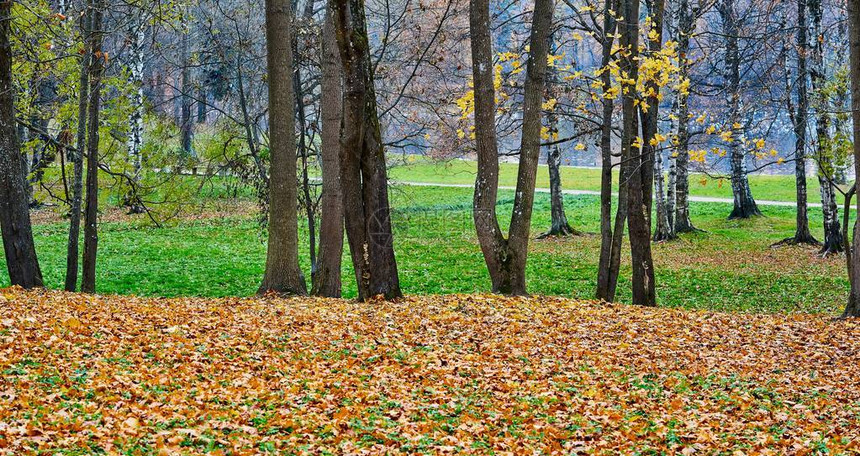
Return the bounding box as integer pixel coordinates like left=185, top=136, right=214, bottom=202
left=0, top=0, right=42, bottom=289
left=716, top=0, right=761, bottom=220
left=470, top=0, right=553, bottom=295
left=258, top=0, right=307, bottom=296
left=330, top=0, right=402, bottom=301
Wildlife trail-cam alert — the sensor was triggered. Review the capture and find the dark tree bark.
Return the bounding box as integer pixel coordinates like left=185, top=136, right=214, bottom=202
left=0, top=0, right=43, bottom=288
left=470, top=0, right=553, bottom=295
left=330, top=0, right=401, bottom=301
left=809, top=0, right=843, bottom=255
left=596, top=0, right=623, bottom=302
left=259, top=0, right=307, bottom=296
left=540, top=29, right=577, bottom=239
left=311, top=10, right=344, bottom=298
left=66, top=7, right=91, bottom=291
left=81, top=0, right=104, bottom=294
left=623, top=0, right=657, bottom=306
left=777, top=0, right=818, bottom=246
left=844, top=0, right=860, bottom=317
left=718, top=0, right=761, bottom=220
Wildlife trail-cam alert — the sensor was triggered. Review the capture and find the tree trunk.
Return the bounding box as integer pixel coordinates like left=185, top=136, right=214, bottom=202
left=809, top=0, right=843, bottom=255
left=331, top=0, right=401, bottom=301
left=653, top=145, right=674, bottom=241
left=719, top=0, right=761, bottom=220
left=596, top=0, right=622, bottom=302
left=81, top=0, right=104, bottom=294
left=672, top=0, right=698, bottom=232
left=179, top=18, right=193, bottom=165
left=540, top=30, right=576, bottom=239
left=470, top=0, right=553, bottom=295
left=66, top=9, right=90, bottom=292
left=782, top=0, right=818, bottom=245
left=293, top=2, right=316, bottom=281
left=259, top=0, right=307, bottom=296
left=843, top=0, right=860, bottom=317
left=125, top=14, right=145, bottom=215
left=0, top=0, right=43, bottom=289
left=624, top=0, right=657, bottom=306
left=311, top=10, right=344, bottom=297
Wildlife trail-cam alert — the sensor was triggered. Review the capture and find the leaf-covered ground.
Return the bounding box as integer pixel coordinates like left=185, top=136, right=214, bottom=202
left=1, top=288, right=859, bottom=454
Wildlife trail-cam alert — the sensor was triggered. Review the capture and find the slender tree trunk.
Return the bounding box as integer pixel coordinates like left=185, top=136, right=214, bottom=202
left=843, top=0, right=860, bottom=317
left=294, top=0, right=317, bottom=279
left=179, top=18, right=193, bottom=165
left=625, top=0, right=657, bottom=306
left=541, top=29, right=576, bottom=238
left=259, top=0, right=307, bottom=296
left=653, top=145, right=674, bottom=241
left=0, top=0, right=43, bottom=288
left=596, top=0, right=622, bottom=302
left=125, top=14, right=145, bottom=214
left=672, top=0, right=698, bottom=232
left=809, top=0, right=843, bottom=255
left=311, top=10, right=344, bottom=297
left=66, top=9, right=90, bottom=292
left=81, top=0, right=104, bottom=294
left=331, top=0, right=401, bottom=300
left=719, top=0, right=760, bottom=220
left=781, top=0, right=818, bottom=245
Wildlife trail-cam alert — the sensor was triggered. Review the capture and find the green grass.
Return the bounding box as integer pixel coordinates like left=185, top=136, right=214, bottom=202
left=385, top=158, right=837, bottom=203
left=0, top=182, right=848, bottom=315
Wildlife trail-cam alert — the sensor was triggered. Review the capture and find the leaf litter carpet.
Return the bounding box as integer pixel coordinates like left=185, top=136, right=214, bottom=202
left=0, top=288, right=859, bottom=454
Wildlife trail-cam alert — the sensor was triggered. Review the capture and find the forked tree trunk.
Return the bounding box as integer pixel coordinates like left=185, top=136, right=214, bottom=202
left=81, top=0, right=105, bottom=294
left=718, top=0, right=761, bottom=220
left=331, top=0, right=401, bottom=301
left=470, top=0, right=553, bottom=295
left=843, top=0, right=860, bottom=317
left=625, top=0, right=657, bottom=306
left=0, top=0, right=43, bottom=288
left=596, top=0, right=622, bottom=302
left=66, top=8, right=90, bottom=292
left=259, top=0, right=307, bottom=296
left=311, top=10, right=344, bottom=298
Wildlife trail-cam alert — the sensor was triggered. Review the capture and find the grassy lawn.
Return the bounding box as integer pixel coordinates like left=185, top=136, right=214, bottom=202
left=386, top=158, right=836, bottom=203
left=1, top=183, right=848, bottom=315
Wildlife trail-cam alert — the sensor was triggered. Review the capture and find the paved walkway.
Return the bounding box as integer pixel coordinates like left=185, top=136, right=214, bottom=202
left=391, top=180, right=817, bottom=208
